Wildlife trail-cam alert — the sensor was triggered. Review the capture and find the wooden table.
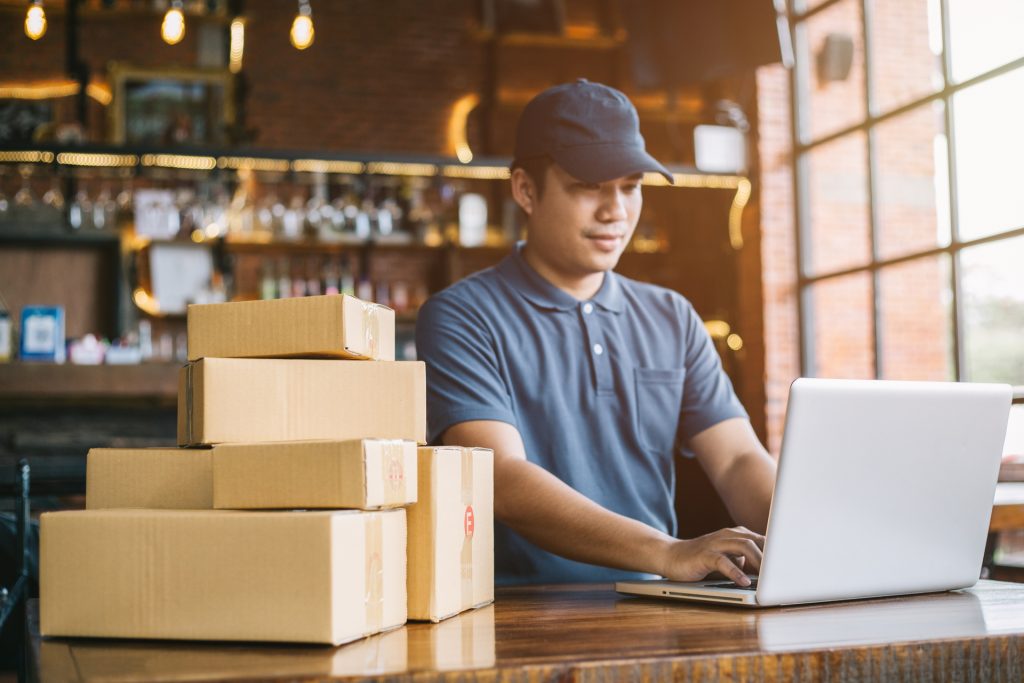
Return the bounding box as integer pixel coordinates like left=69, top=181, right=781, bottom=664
left=28, top=581, right=1024, bottom=682
left=993, top=482, right=1024, bottom=533
left=989, top=482, right=1024, bottom=582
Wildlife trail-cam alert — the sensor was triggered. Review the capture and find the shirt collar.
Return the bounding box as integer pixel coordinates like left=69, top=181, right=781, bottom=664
left=498, top=241, right=624, bottom=313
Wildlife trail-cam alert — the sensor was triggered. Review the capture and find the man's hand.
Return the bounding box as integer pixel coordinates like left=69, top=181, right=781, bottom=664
left=658, top=527, right=765, bottom=586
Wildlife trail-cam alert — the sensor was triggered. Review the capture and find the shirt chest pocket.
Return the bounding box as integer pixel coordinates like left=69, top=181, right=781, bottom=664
left=634, top=367, right=686, bottom=455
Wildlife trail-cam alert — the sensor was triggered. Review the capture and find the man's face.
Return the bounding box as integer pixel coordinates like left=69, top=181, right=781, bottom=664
left=525, top=164, right=643, bottom=277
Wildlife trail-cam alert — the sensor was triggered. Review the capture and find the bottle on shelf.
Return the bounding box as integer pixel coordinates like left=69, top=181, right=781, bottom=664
left=339, top=255, right=355, bottom=297
left=276, top=258, right=292, bottom=299
left=260, top=258, right=277, bottom=300
left=391, top=280, right=409, bottom=314
left=375, top=281, right=390, bottom=308
left=356, top=274, right=373, bottom=302
left=322, top=258, right=340, bottom=296
left=306, top=257, right=322, bottom=297
left=291, top=261, right=308, bottom=298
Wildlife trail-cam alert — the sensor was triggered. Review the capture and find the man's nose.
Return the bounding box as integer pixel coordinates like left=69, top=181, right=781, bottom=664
left=598, top=189, right=628, bottom=222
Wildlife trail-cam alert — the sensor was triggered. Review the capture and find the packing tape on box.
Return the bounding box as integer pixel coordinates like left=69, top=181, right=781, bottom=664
left=380, top=440, right=407, bottom=507
left=361, top=301, right=383, bottom=360
left=460, top=448, right=474, bottom=611
left=365, top=512, right=384, bottom=635
left=184, top=362, right=194, bottom=444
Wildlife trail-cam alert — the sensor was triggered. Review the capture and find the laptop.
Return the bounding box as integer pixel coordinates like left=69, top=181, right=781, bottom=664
left=616, top=378, right=1012, bottom=607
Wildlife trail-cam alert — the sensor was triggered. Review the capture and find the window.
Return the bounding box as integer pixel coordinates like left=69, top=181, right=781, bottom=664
left=791, top=0, right=1024, bottom=385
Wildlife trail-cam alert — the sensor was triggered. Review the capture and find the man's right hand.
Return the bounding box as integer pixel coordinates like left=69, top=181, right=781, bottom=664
left=659, top=527, right=765, bottom=586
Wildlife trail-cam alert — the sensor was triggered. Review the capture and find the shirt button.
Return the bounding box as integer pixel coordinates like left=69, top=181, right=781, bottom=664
left=593, top=343, right=604, bottom=356
left=583, top=303, right=594, bottom=315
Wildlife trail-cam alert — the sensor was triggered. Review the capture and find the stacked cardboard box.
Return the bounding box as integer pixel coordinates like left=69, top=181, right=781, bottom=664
left=41, top=294, right=494, bottom=646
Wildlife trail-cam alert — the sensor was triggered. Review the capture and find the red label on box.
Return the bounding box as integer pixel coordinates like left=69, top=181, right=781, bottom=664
left=464, top=505, right=475, bottom=538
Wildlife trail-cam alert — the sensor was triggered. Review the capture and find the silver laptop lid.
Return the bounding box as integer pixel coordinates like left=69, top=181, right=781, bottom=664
left=757, top=378, right=1011, bottom=606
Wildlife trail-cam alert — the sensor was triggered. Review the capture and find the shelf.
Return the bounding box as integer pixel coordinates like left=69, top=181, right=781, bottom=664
left=0, top=363, right=180, bottom=406
left=0, top=143, right=745, bottom=189
left=471, top=29, right=626, bottom=50
left=0, top=226, right=120, bottom=246
left=221, top=236, right=515, bottom=254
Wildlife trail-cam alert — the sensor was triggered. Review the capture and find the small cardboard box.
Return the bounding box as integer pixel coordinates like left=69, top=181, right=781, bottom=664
left=408, top=447, right=494, bottom=622
left=86, top=447, right=212, bottom=510
left=187, top=294, right=395, bottom=361
left=41, top=508, right=407, bottom=645
left=214, top=439, right=418, bottom=510
left=177, top=358, right=426, bottom=446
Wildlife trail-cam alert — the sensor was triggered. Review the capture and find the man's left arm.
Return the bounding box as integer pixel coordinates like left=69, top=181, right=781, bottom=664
left=689, top=417, right=777, bottom=534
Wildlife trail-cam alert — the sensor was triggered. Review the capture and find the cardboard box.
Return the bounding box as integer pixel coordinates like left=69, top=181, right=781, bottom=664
left=408, top=447, right=494, bottom=622
left=39, top=627, right=409, bottom=680
left=41, top=508, right=407, bottom=645
left=187, top=294, right=395, bottom=361
left=214, top=439, right=418, bottom=510
left=86, top=447, right=212, bottom=510
left=177, top=358, right=426, bottom=446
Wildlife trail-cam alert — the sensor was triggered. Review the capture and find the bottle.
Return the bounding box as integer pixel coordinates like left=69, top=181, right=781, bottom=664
left=375, top=281, right=390, bottom=308
left=391, top=280, right=409, bottom=314
left=356, top=275, right=373, bottom=302
left=306, top=257, right=322, bottom=297
left=0, top=308, right=11, bottom=362
left=276, top=258, right=292, bottom=299
left=323, top=258, right=340, bottom=295
left=260, top=258, right=277, bottom=300
left=339, top=255, right=355, bottom=297
left=291, top=261, right=308, bottom=298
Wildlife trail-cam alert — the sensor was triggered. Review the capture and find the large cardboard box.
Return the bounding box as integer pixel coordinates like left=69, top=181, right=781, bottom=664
left=408, top=447, right=494, bottom=622
left=41, top=508, right=407, bottom=645
left=187, top=294, right=395, bottom=361
left=177, top=358, right=426, bottom=446
left=214, top=439, right=418, bottom=510
left=86, top=447, right=212, bottom=510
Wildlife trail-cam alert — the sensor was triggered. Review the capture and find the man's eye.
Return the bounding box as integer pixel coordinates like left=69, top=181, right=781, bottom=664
left=623, top=183, right=640, bottom=192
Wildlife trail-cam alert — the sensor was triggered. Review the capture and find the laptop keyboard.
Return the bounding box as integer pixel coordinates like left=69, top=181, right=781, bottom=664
left=708, top=581, right=757, bottom=589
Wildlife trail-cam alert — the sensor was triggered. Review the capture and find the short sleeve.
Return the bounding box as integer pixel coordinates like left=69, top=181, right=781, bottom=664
left=415, top=293, right=518, bottom=444
left=677, top=299, right=748, bottom=445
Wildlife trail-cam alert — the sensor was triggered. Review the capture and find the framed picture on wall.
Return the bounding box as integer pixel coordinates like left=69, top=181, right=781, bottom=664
left=109, top=63, right=234, bottom=146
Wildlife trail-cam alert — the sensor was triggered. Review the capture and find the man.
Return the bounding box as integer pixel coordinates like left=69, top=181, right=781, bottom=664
left=416, top=79, right=776, bottom=587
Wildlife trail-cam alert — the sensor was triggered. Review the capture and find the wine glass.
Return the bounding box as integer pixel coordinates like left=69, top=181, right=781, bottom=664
left=42, top=174, right=65, bottom=212
left=14, top=165, right=35, bottom=208
left=0, top=167, right=10, bottom=220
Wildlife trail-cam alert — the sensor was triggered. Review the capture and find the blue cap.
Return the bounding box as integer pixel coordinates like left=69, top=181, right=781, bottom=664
left=512, top=79, right=673, bottom=184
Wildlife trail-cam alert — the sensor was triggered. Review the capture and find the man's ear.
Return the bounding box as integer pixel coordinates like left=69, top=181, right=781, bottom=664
left=510, top=168, right=535, bottom=217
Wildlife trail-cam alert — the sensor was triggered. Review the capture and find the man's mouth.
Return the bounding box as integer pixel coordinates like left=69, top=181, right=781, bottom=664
left=585, top=233, right=625, bottom=252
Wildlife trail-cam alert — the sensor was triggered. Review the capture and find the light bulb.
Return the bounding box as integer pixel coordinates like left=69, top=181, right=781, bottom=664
left=290, top=13, right=314, bottom=50
left=25, top=4, right=47, bottom=40
left=229, top=18, right=245, bottom=73
left=161, top=7, right=185, bottom=45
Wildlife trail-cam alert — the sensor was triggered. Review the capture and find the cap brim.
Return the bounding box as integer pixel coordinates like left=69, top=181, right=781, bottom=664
left=552, top=144, right=674, bottom=185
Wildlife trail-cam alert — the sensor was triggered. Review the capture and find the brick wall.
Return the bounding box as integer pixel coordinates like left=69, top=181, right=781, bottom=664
left=754, top=0, right=947, bottom=452
left=242, top=0, right=484, bottom=154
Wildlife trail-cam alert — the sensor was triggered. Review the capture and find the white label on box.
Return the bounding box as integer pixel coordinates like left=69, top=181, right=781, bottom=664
left=23, top=313, right=57, bottom=353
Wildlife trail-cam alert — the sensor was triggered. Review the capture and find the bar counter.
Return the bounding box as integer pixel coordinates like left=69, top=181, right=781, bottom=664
left=30, top=580, right=1024, bottom=681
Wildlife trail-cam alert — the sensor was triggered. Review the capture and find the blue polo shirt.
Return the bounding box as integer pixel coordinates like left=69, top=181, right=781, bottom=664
left=415, top=243, right=747, bottom=585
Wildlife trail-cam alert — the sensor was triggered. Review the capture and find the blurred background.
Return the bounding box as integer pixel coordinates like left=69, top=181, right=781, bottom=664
left=0, top=0, right=1023, bottom=664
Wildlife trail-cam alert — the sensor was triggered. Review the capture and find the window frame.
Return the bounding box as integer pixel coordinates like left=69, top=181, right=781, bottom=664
left=788, top=0, right=1024, bottom=380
